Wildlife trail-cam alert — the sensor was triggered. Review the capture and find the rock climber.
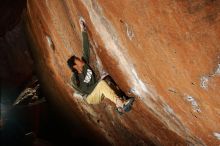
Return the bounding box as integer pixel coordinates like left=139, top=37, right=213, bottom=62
left=67, top=18, right=134, bottom=114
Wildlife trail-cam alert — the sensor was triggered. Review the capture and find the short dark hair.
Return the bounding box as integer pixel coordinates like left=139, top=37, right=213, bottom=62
left=67, top=55, right=80, bottom=86
left=67, top=55, right=79, bottom=70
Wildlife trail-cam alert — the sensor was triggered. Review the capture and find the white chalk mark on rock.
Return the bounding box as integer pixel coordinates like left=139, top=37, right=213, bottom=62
left=163, top=104, right=174, bottom=114
left=200, top=63, right=220, bottom=90
left=130, top=68, right=149, bottom=98
left=125, top=22, right=134, bottom=40
left=200, top=76, right=209, bottom=89
left=213, top=132, right=220, bottom=140
left=215, top=64, right=220, bottom=75
left=185, top=95, right=201, bottom=113
left=45, top=35, right=54, bottom=50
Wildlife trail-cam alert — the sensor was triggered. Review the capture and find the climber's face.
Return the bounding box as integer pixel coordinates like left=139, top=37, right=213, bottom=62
left=73, top=58, right=84, bottom=72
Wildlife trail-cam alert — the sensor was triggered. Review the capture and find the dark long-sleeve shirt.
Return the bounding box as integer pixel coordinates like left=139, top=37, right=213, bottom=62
left=71, top=31, right=98, bottom=95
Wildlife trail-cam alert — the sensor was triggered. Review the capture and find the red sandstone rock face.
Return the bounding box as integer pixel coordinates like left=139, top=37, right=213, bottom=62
left=26, top=0, right=220, bottom=145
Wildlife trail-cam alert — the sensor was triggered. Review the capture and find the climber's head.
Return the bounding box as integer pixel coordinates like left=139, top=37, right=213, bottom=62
left=67, top=55, right=84, bottom=73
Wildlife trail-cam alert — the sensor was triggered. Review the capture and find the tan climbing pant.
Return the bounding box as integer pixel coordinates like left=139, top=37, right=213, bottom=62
left=86, top=80, right=118, bottom=105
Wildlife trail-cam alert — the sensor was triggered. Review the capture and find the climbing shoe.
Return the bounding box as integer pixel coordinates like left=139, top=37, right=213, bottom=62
left=123, top=97, right=134, bottom=112
left=115, top=97, right=134, bottom=115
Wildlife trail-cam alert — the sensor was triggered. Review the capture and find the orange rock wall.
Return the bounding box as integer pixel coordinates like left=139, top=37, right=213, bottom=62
left=26, top=0, right=220, bottom=145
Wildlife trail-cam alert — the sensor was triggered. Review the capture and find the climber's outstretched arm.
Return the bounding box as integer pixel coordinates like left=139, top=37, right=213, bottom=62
left=82, top=31, right=90, bottom=63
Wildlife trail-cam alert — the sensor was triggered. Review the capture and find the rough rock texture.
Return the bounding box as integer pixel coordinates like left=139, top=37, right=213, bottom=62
left=0, top=21, right=33, bottom=87
left=26, top=0, right=220, bottom=145
left=0, top=0, right=32, bottom=89
left=0, top=0, right=27, bottom=36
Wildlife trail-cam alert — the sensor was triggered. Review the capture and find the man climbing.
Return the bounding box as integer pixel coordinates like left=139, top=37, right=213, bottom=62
left=67, top=18, right=134, bottom=114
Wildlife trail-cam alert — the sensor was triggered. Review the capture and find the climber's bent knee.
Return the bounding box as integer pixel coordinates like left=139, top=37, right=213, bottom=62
left=86, top=80, right=106, bottom=104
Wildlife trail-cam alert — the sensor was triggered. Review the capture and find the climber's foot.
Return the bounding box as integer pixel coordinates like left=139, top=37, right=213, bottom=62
left=115, top=97, right=134, bottom=115
left=123, top=97, right=134, bottom=112
left=79, top=17, right=86, bottom=31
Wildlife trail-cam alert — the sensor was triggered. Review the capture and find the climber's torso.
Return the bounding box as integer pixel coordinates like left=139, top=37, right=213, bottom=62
left=71, top=63, right=98, bottom=95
